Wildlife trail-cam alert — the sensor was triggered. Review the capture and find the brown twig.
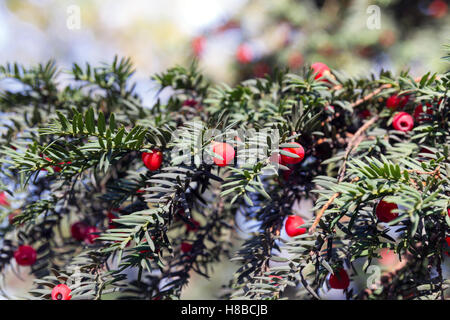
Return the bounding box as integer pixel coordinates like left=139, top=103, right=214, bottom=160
left=309, top=177, right=359, bottom=234
left=406, top=166, right=441, bottom=189
left=309, top=193, right=340, bottom=234
left=309, top=76, right=433, bottom=234
left=348, top=84, right=392, bottom=109
left=308, top=115, right=379, bottom=234
left=331, top=76, right=425, bottom=107
left=337, top=115, right=379, bottom=181
left=406, top=165, right=441, bottom=178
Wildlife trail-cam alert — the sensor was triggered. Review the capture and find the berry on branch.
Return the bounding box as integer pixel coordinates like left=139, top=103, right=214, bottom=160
left=51, top=284, right=72, bottom=300
left=71, top=221, right=88, bottom=241
left=183, top=99, right=198, bottom=107
left=413, top=103, right=433, bottom=122
left=329, top=268, right=350, bottom=290
left=392, top=112, right=414, bottom=132
left=376, top=200, right=399, bottom=223
left=311, top=62, right=331, bottom=80
left=186, top=218, right=200, bottom=232
left=212, top=142, right=235, bottom=167
left=142, top=150, right=163, bottom=171
left=14, top=245, right=37, bottom=266
left=280, top=142, right=305, bottom=165
left=386, top=94, right=408, bottom=109
left=181, top=242, right=193, bottom=253
left=284, top=215, right=307, bottom=237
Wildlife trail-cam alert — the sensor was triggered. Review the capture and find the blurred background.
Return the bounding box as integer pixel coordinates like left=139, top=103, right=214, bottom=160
left=0, top=0, right=449, bottom=299
left=1, top=0, right=449, bottom=103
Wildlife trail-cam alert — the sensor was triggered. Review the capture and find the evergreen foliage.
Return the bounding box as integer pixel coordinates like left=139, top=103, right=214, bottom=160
left=0, top=52, right=449, bottom=300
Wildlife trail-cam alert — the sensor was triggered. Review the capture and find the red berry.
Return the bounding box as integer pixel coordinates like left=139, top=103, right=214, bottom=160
left=0, top=192, right=10, bottom=206
left=386, top=95, right=400, bottom=109
left=284, top=215, right=307, bottom=237
left=142, top=150, right=163, bottom=171
left=311, top=62, right=330, bottom=80
left=329, top=268, right=350, bottom=290
left=429, top=0, right=448, bottom=18
left=192, top=36, right=205, bottom=57
left=280, top=142, right=305, bottom=165
left=236, top=44, right=253, bottom=64
left=413, top=103, right=433, bottom=123
left=392, top=112, right=414, bottom=132
left=386, top=94, right=408, bottom=109
left=183, top=99, right=198, bottom=107
left=212, top=142, right=235, bottom=167
left=447, top=208, right=450, bottom=217
left=51, top=284, right=72, bottom=300
left=359, top=109, right=371, bottom=119
left=401, top=95, right=410, bottom=106
left=71, top=222, right=88, bottom=241
left=14, top=245, right=37, bottom=266
left=186, top=219, right=200, bottom=232
left=181, top=242, right=193, bottom=253
left=85, top=226, right=100, bottom=244
left=376, top=200, right=399, bottom=223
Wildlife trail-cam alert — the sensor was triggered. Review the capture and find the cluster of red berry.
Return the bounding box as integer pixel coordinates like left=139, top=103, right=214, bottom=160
left=6, top=61, right=447, bottom=298
left=387, top=94, right=439, bottom=132
left=138, top=63, right=328, bottom=176
left=13, top=245, right=72, bottom=299
left=14, top=245, right=72, bottom=299
left=141, top=143, right=236, bottom=170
